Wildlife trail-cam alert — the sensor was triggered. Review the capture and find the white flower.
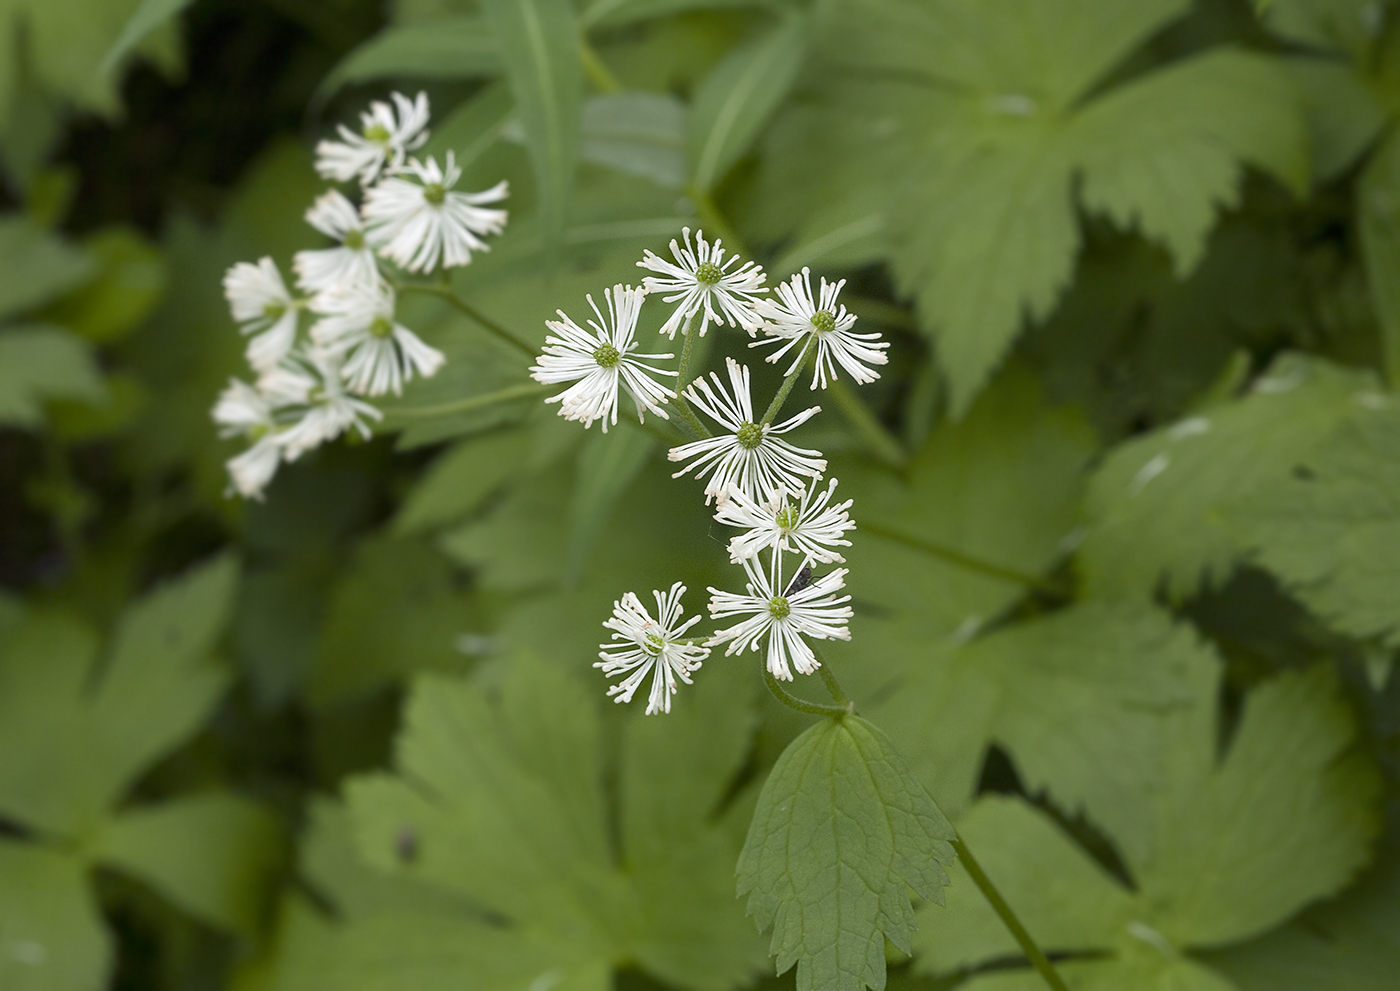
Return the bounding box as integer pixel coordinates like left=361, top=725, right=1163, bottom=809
left=637, top=227, right=767, bottom=338
left=596, top=583, right=709, bottom=715
left=752, top=268, right=889, bottom=389
left=668, top=357, right=827, bottom=503
left=309, top=282, right=445, bottom=397
left=278, top=349, right=383, bottom=457
left=294, top=190, right=380, bottom=294
left=226, top=438, right=283, bottom=500
left=707, top=557, right=852, bottom=681
left=715, top=477, right=855, bottom=570
left=530, top=284, right=676, bottom=432
left=212, top=374, right=305, bottom=500
left=362, top=152, right=508, bottom=273
left=315, top=91, right=431, bottom=185
left=222, top=257, right=302, bottom=372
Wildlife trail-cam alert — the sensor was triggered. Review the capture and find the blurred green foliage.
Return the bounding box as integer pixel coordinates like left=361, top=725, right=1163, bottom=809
left=2, top=0, right=1400, bottom=990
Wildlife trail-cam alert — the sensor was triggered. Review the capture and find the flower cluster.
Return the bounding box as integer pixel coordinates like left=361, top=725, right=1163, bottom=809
left=212, top=92, right=508, bottom=499
left=529, top=229, right=885, bottom=713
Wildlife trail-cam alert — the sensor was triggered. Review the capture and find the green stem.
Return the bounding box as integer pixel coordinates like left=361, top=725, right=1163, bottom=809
left=380, top=383, right=547, bottom=419
left=670, top=313, right=712, bottom=439
left=763, top=668, right=850, bottom=719
left=397, top=283, right=536, bottom=358
left=860, top=520, right=1070, bottom=598
left=580, top=38, right=623, bottom=93
left=808, top=645, right=853, bottom=709
left=760, top=339, right=815, bottom=426
left=952, top=838, right=1071, bottom=991
left=826, top=378, right=906, bottom=466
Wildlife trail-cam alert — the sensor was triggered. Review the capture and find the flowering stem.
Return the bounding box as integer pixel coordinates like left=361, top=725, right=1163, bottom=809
left=859, top=520, right=1071, bottom=598
left=397, top=283, right=537, bottom=357
left=763, top=668, right=850, bottom=719
left=826, top=378, right=906, bottom=466
left=808, top=644, right=854, bottom=708
left=760, top=339, right=815, bottom=426
left=380, top=382, right=548, bottom=419
left=951, top=837, right=1071, bottom=991
left=671, top=313, right=712, bottom=439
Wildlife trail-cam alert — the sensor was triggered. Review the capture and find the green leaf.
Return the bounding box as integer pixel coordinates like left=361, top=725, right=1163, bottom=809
left=393, top=427, right=528, bottom=535
left=319, top=17, right=500, bottom=96
left=0, top=554, right=237, bottom=836
left=99, top=0, right=193, bottom=74
left=566, top=420, right=656, bottom=582
left=1079, top=354, right=1379, bottom=602
left=689, top=12, right=806, bottom=193
left=581, top=0, right=772, bottom=30
left=249, top=652, right=761, bottom=991
left=480, top=0, right=582, bottom=245
left=1073, top=50, right=1308, bottom=274
left=914, top=665, right=1380, bottom=985
left=621, top=674, right=766, bottom=989
left=1230, top=403, right=1400, bottom=645
left=1284, top=58, right=1388, bottom=183
left=804, top=0, right=1308, bottom=413
left=833, top=364, right=1094, bottom=641
left=581, top=92, right=688, bottom=189
left=0, top=327, right=105, bottom=428
left=40, top=227, right=166, bottom=344
left=309, top=536, right=475, bottom=707
left=0, top=0, right=179, bottom=123
left=1360, top=132, right=1400, bottom=385
left=89, top=792, right=283, bottom=937
left=1206, top=846, right=1400, bottom=990
left=0, top=216, right=95, bottom=319
left=0, top=840, right=109, bottom=991
left=737, top=715, right=956, bottom=991
left=867, top=601, right=1218, bottom=833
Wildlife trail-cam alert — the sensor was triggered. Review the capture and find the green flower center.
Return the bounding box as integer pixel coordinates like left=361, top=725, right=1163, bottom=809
left=593, top=343, right=620, bottom=368
left=424, top=183, right=446, bottom=205
left=810, top=310, right=836, bottom=334
left=775, top=504, right=799, bottom=530
left=768, top=596, right=791, bottom=620
left=364, top=124, right=391, bottom=143
left=343, top=228, right=365, bottom=249
left=262, top=302, right=286, bottom=320
left=369, top=317, right=395, bottom=339
left=695, top=261, right=723, bottom=285
left=644, top=632, right=665, bottom=655
left=736, top=421, right=764, bottom=450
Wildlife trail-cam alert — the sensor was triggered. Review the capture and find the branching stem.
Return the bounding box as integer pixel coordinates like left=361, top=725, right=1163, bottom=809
left=671, top=313, right=712, bottom=439
left=396, top=283, right=536, bottom=358
left=762, top=668, right=851, bottom=719
left=380, top=383, right=547, bottom=419
left=860, top=521, right=1070, bottom=597
left=952, top=837, right=1071, bottom=991
left=760, top=339, right=815, bottom=426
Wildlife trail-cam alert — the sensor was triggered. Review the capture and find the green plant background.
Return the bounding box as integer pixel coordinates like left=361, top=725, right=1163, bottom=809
left=0, top=0, right=1397, bottom=989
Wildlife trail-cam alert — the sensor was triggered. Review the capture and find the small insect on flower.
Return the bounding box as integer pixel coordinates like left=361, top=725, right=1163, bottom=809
left=597, top=583, right=710, bottom=715
left=707, top=556, right=852, bottom=682
left=784, top=564, right=813, bottom=596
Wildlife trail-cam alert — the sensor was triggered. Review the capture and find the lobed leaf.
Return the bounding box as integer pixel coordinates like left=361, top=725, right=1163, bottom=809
left=737, top=715, right=956, bottom=991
